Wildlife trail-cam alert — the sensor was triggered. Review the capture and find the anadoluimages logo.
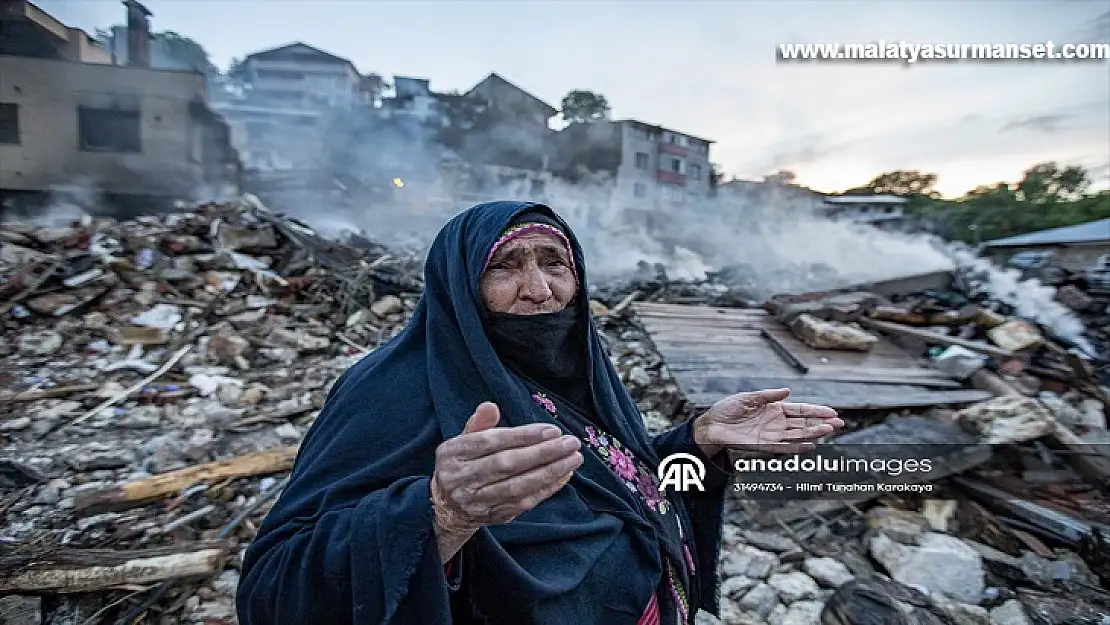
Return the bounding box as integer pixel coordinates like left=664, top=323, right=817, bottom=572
left=657, top=453, right=706, bottom=493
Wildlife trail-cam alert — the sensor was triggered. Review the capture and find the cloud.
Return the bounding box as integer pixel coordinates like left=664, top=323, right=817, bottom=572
left=1087, top=11, right=1110, bottom=41
left=1000, top=114, right=1075, bottom=134
left=758, top=134, right=854, bottom=171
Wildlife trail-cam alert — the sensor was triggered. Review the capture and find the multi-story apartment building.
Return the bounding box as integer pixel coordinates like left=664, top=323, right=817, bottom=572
left=212, top=43, right=369, bottom=171
left=0, top=0, right=239, bottom=206
left=550, top=119, right=714, bottom=231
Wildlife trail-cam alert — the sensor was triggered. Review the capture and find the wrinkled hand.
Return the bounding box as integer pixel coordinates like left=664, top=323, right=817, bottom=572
left=693, top=388, right=843, bottom=456
left=430, top=402, right=582, bottom=559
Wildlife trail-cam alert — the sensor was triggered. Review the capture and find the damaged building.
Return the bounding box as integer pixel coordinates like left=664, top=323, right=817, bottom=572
left=550, top=119, right=714, bottom=234
left=0, top=0, right=240, bottom=216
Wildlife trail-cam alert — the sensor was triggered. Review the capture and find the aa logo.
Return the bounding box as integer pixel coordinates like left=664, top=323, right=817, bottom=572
left=657, top=453, right=706, bottom=493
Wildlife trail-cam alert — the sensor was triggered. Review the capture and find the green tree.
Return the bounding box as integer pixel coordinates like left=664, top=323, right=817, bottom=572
left=559, top=90, right=610, bottom=124
left=226, top=57, right=248, bottom=83
left=916, top=162, right=1109, bottom=243
left=1014, top=162, right=1089, bottom=204
left=852, top=170, right=939, bottom=197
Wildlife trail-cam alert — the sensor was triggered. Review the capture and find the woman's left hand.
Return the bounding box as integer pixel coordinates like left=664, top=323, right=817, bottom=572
left=692, top=388, right=843, bottom=457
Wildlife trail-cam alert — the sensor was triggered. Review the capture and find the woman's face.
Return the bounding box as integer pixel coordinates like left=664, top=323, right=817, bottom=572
left=480, top=231, right=577, bottom=315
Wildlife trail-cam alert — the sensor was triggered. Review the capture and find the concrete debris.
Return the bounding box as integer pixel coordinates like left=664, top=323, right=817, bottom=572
left=869, top=531, right=986, bottom=604
left=3, top=194, right=1110, bottom=623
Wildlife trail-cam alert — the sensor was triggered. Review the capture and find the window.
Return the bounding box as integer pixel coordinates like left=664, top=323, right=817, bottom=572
left=633, top=183, right=646, bottom=198
left=689, top=164, right=702, bottom=180
left=78, top=106, right=141, bottom=153
left=663, top=187, right=684, bottom=203
left=634, top=152, right=649, bottom=169
left=669, top=158, right=685, bottom=174
left=0, top=103, right=18, bottom=144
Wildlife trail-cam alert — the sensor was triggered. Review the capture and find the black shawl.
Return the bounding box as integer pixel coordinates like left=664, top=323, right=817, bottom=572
left=235, top=201, right=727, bottom=624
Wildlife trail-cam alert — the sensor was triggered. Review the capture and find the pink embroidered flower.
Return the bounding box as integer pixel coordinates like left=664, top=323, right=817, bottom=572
left=531, top=393, right=556, bottom=416
left=635, top=471, right=663, bottom=504
left=586, top=426, right=600, bottom=447
left=607, top=447, right=637, bottom=481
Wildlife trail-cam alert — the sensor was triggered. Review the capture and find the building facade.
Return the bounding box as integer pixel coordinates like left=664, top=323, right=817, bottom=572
left=820, top=194, right=908, bottom=226
left=0, top=0, right=239, bottom=202
left=212, top=43, right=380, bottom=172
left=550, top=119, right=714, bottom=233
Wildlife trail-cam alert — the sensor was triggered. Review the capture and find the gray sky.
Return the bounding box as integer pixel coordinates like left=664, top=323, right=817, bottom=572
left=40, top=0, right=1110, bottom=197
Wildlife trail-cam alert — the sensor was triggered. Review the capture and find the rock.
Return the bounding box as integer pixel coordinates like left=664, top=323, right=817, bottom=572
left=627, top=365, right=651, bottom=387
left=0, top=416, right=31, bottom=431
left=870, top=531, right=984, bottom=604
left=867, top=506, right=929, bottom=544
left=743, top=529, right=798, bottom=553
left=720, top=575, right=756, bottom=599
left=938, top=600, right=991, bottom=625
left=766, top=571, right=820, bottom=603
left=0, top=595, right=41, bottom=625
left=803, top=557, right=854, bottom=588
left=772, top=600, right=824, bottom=625
left=18, top=330, right=63, bottom=355
left=738, top=583, right=779, bottom=618
left=779, top=547, right=806, bottom=564
left=371, top=295, right=404, bottom=317
left=722, top=545, right=779, bottom=579
left=989, top=600, right=1032, bottom=625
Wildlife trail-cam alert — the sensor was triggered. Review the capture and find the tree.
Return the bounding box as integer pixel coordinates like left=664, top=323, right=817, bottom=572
left=226, top=57, right=248, bottom=84
left=764, top=170, right=796, bottom=185
left=855, top=170, right=939, bottom=197
left=910, top=162, right=1109, bottom=244
left=1015, top=162, right=1089, bottom=204
left=559, top=90, right=610, bottom=124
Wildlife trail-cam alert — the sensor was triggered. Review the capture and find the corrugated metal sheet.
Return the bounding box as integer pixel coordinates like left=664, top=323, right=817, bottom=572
left=985, top=218, right=1110, bottom=248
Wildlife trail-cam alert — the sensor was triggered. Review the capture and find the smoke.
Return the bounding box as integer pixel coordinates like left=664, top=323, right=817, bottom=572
left=222, top=97, right=1096, bottom=355
left=1, top=178, right=99, bottom=227
left=951, top=247, right=1094, bottom=355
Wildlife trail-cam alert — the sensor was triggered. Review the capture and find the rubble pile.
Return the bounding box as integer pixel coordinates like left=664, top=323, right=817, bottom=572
left=2, top=194, right=1110, bottom=624
left=0, top=195, right=423, bottom=623
left=593, top=272, right=1110, bottom=624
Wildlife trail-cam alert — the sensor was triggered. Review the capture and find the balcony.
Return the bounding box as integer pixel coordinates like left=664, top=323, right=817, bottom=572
left=658, top=141, right=687, bottom=157
left=656, top=170, right=686, bottom=186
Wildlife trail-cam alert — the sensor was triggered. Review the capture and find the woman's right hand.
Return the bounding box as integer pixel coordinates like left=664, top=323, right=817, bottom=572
left=430, top=402, right=582, bottom=559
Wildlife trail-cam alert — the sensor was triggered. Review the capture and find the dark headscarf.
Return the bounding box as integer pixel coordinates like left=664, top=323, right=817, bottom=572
left=482, top=209, right=591, bottom=413
left=237, top=201, right=705, bottom=625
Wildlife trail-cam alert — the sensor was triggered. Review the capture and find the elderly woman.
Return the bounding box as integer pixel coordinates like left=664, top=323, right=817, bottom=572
left=236, top=201, right=842, bottom=624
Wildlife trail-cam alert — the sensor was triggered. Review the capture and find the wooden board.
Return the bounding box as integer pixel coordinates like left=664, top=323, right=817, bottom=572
left=633, top=302, right=994, bottom=411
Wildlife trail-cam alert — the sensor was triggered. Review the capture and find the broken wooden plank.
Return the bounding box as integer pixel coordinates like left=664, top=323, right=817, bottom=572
left=74, top=446, right=298, bottom=514
left=634, top=302, right=988, bottom=411
left=0, top=384, right=100, bottom=403
left=687, top=389, right=993, bottom=411
left=0, top=540, right=230, bottom=594
left=954, top=477, right=1110, bottom=545
left=859, top=318, right=1013, bottom=358
left=677, top=372, right=963, bottom=389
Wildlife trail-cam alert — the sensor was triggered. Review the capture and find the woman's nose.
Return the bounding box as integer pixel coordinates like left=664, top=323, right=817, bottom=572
left=519, top=264, right=553, bottom=300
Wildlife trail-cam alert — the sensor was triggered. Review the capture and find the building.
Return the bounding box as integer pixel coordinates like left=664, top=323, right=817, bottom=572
left=212, top=43, right=378, bottom=171
left=983, top=218, right=1110, bottom=271
left=382, top=76, right=441, bottom=123
left=466, top=73, right=557, bottom=129
left=550, top=119, right=714, bottom=231
left=820, top=194, right=909, bottom=228
left=0, top=0, right=112, bottom=64
left=238, top=42, right=364, bottom=109
left=0, top=0, right=239, bottom=205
